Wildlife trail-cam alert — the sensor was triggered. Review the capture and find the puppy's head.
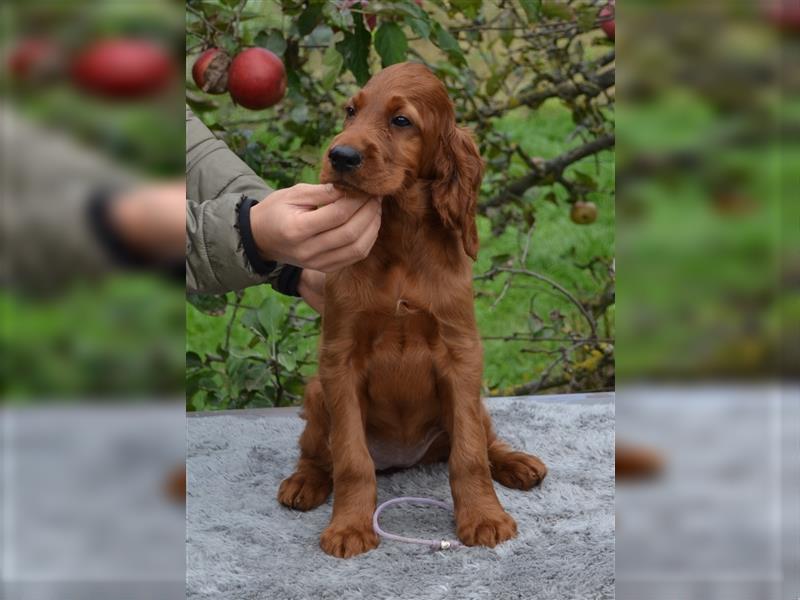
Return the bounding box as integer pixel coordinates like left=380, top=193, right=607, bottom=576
left=320, top=62, right=484, bottom=259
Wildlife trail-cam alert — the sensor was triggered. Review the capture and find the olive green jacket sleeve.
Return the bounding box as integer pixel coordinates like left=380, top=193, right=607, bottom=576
left=186, top=107, right=296, bottom=295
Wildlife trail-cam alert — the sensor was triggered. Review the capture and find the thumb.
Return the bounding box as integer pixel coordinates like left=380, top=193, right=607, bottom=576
left=306, top=183, right=345, bottom=208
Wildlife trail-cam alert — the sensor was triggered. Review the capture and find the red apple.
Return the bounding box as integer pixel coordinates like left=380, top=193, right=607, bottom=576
left=598, top=1, right=615, bottom=40
left=7, top=37, right=62, bottom=82
left=191, top=47, right=230, bottom=94
left=71, top=38, right=175, bottom=100
left=227, top=48, right=287, bottom=110
left=570, top=201, right=598, bottom=224
left=763, top=0, right=800, bottom=33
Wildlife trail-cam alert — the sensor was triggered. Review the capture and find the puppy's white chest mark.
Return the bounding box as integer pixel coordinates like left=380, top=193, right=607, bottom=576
left=395, top=297, right=417, bottom=316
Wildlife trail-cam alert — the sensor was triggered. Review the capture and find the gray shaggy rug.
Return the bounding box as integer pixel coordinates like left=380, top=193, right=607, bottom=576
left=187, top=397, right=615, bottom=600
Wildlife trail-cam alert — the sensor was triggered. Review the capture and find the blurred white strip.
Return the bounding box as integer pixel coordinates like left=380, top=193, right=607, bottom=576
left=1, top=404, right=184, bottom=584
left=616, top=384, right=797, bottom=600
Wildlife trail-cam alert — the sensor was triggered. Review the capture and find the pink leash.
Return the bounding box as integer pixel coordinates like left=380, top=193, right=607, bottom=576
left=372, top=497, right=463, bottom=550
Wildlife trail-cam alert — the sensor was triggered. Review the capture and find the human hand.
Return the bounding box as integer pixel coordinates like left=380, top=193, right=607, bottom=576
left=249, top=183, right=382, bottom=272
left=298, top=268, right=325, bottom=315
left=109, top=180, right=186, bottom=261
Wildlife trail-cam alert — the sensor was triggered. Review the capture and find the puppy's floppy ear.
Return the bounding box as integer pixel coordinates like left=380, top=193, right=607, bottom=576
left=431, top=125, right=484, bottom=260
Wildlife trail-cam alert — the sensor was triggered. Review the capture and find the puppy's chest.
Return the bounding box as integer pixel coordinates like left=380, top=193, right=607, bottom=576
left=357, top=270, right=439, bottom=344
left=347, top=264, right=446, bottom=470
left=342, top=258, right=431, bottom=316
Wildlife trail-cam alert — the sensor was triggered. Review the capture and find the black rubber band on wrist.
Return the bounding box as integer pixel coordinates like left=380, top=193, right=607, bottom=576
left=87, top=188, right=185, bottom=282
left=274, top=264, right=303, bottom=297
left=237, top=196, right=277, bottom=276
left=88, top=187, right=151, bottom=269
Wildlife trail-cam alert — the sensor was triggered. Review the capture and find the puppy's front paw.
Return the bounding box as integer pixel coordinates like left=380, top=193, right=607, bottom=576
left=320, top=519, right=379, bottom=558
left=457, top=508, right=517, bottom=547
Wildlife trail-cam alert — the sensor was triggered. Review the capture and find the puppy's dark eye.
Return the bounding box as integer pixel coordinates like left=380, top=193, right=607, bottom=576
left=391, top=115, right=412, bottom=128
left=345, top=106, right=356, bottom=118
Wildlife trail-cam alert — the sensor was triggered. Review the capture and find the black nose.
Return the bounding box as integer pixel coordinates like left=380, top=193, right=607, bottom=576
left=328, top=145, right=362, bottom=172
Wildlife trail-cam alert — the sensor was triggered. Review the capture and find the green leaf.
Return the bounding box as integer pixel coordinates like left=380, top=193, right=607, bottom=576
left=450, top=0, right=481, bottom=19
left=519, top=0, right=542, bottom=22
left=241, top=308, right=261, bottom=334
left=500, top=27, right=514, bottom=47
left=523, top=203, right=536, bottom=228
left=187, top=368, right=220, bottom=398
left=279, top=1, right=305, bottom=17
left=298, top=164, right=317, bottom=184
left=312, top=27, right=336, bottom=48
left=228, top=357, right=268, bottom=394
left=187, top=293, right=227, bottom=316
left=185, top=92, right=219, bottom=113
left=252, top=128, right=277, bottom=148
left=218, top=33, right=239, bottom=56
left=497, top=7, right=515, bottom=46
left=541, top=0, right=573, bottom=20
left=199, top=1, right=224, bottom=18
left=290, top=103, right=309, bottom=124
left=255, top=29, right=287, bottom=56
left=336, top=14, right=372, bottom=85
left=576, top=7, right=597, bottom=32
left=257, top=297, right=285, bottom=339
left=191, top=395, right=206, bottom=411
left=573, top=170, right=598, bottom=191
left=239, top=10, right=262, bottom=21
left=485, top=72, right=503, bottom=96
left=297, top=3, right=324, bottom=36
left=321, top=46, right=344, bottom=90
left=242, top=364, right=269, bottom=392
left=225, top=355, right=244, bottom=378
left=324, top=2, right=354, bottom=31
left=278, top=351, right=297, bottom=371
left=432, top=23, right=465, bottom=66
left=186, top=351, right=203, bottom=368
left=374, top=2, right=425, bottom=20
left=285, top=67, right=303, bottom=94
left=406, top=16, right=430, bottom=39
left=375, top=22, right=408, bottom=67
left=246, top=391, right=275, bottom=409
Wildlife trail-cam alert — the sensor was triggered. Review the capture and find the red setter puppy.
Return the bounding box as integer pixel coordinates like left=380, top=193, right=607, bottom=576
left=278, top=62, right=547, bottom=558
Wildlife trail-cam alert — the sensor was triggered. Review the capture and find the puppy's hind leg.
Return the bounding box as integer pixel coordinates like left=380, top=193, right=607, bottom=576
left=278, top=378, right=333, bottom=511
left=483, top=407, right=548, bottom=490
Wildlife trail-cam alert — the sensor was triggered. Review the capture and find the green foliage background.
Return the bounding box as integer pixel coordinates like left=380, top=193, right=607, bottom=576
left=186, top=0, right=616, bottom=410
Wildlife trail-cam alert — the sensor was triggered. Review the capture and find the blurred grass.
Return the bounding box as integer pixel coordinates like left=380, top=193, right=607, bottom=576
left=1, top=276, right=185, bottom=400
left=617, top=89, right=790, bottom=377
